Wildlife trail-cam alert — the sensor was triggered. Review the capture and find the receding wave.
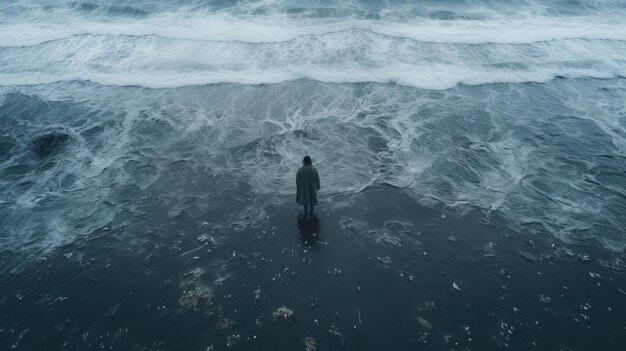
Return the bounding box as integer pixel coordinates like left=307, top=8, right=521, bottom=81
left=1, top=78, right=625, bottom=260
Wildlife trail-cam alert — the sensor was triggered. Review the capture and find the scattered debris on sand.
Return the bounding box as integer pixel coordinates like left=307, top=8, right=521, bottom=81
left=326, top=268, right=342, bottom=277
left=399, top=270, right=417, bottom=285
left=588, top=272, right=602, bottom=280
left=253, top=287, right=264, bottom=301
left=417, top=317, right=432, bottom=329
left=304, top=337, right=317, bottom=351
left=376, top=256, right=392, bottom=265
left=178, top=268, right=214, bottom=310
left=328, top=324, right=345, bottom=346
left=539, top=294, right=551, bottom=304
left=272, top=306, right=294, bottom=321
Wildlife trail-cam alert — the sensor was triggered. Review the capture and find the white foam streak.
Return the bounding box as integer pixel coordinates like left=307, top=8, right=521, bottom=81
left=2, top=4, right=626, bottom=90
left=1, top=11, right=626, bottom=48
left=1, top=32, right=625, bottom=90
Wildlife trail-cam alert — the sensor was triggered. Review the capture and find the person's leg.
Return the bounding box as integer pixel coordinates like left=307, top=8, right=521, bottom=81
left=310, top=205, right=314, bottom=215
left=303, top=205, right=309, bottom=216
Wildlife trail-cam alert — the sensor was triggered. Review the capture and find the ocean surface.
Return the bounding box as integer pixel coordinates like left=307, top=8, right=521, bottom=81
left=0, top=1, right=625, bottom=350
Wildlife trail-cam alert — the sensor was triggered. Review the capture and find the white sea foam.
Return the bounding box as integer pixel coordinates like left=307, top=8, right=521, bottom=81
left=1, top=8, right=626, bottom=47
left=1, top=77, right=625, bottom=269
left=1, top=31, right=625, bottom=90
left=1, top=1, right=626, bottom=90
left=1, top=1, right=625, bottom=268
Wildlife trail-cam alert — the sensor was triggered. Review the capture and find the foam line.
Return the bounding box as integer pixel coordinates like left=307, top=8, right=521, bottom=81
left=1, top=32, right=625, bottom=90
left=1, top=12, right=626, bottom=47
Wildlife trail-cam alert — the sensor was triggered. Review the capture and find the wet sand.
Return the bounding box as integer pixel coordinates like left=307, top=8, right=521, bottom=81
left=1, top=185, right=625, bottom=350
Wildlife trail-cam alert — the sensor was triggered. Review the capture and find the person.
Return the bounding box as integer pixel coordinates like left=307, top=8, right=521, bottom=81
left=296, top=155, right=320, bottom=219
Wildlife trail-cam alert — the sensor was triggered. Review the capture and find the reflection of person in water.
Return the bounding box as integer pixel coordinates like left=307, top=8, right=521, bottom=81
left=297, top=214, right=320, bottom=245
left=296, top=155, right=320, bottom=219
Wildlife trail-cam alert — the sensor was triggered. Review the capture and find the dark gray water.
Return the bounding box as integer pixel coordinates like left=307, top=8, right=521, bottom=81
left=1, top=1, right=625, bottom=350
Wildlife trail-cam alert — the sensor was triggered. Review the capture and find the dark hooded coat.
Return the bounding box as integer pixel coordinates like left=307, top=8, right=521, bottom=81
left=296, top=165, right=320, bottom=206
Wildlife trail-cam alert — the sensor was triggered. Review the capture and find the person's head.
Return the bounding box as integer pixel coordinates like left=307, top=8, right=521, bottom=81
left=302, top=155, right=312, bottom=165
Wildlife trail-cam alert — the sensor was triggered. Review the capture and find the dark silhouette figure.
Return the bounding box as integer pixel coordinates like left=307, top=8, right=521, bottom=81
left=296, top=155, right=320, bottom=218
left=297, top=214, right=320, bottom=245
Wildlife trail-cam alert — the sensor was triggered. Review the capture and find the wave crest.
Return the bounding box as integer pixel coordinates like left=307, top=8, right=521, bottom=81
left=1, top=31, right=625, bottom=89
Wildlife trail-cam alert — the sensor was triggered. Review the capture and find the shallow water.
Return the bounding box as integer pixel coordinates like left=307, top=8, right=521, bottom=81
left=1, top=0, right=625, bottom=350
left=1, top=79, right=624, bottom=265
left=1, top=186, right=625, bottom=350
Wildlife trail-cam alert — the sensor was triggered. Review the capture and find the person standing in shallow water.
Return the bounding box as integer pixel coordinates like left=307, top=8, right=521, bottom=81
left=296, top=155, right=320, bottom=219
